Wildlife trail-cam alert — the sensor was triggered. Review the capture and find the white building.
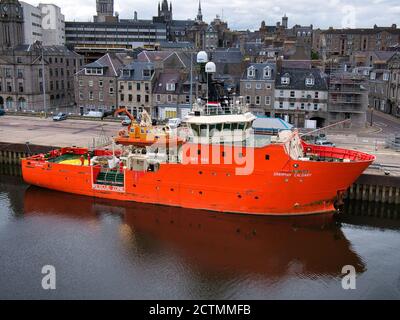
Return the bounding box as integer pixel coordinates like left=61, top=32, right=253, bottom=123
left=20, top=2, right=65, bottom=46
left=38, top=4, right=65, bottom=46
left=274, top=68, right=329, bottom=128
left=20, top=1, right=43, bottom=44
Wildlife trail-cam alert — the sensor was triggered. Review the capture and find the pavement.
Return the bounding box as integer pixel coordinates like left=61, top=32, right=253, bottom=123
left=0, top=115, right=122, bottom=148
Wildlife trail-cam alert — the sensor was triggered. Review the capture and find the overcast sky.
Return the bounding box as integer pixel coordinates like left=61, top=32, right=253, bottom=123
left=23, top=0, right=400, bottom=30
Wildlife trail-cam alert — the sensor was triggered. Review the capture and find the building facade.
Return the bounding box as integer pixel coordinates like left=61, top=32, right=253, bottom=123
left=0, top=0, right=24, bottom=49
left=240, top=63, right=276, bottom=116
left=118, top=61, right=156, bottom=117
left=0, top=43, right=83, bottom=112
left=20, top=1, right=42, bottom=44
left=387, top=52, right=400, bottom=117
left=328, top=72, right=368, bottom=127
left=74, top=53, right=124, bottom=115
left=320, top=25, right=400, bottom=59
left=274, top=68, right=329, bottom=128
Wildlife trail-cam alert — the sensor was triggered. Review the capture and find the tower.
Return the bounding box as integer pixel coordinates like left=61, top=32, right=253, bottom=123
left=0, top=0, right=24, bottom=48
left=158, top=0, right=172, bottom=22
left=94, top=0, right=114, bottom=22
left=196, top=0, right=203, bottom=22
left=282, top=14, right=288, bottom=29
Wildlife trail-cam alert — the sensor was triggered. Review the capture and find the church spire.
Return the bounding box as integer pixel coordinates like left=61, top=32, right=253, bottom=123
left=196, top=0, right=203, bottom=21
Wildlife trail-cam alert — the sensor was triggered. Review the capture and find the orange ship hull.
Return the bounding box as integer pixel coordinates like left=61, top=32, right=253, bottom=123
left=21, top=140, right=375, bottom=216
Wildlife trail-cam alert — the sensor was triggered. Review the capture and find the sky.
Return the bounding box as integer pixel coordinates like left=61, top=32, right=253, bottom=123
left=22, top=0, right=400, bottom=31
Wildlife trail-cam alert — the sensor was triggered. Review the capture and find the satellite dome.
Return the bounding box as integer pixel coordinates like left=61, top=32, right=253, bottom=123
left=205, top=61, right=216, bottom=73
left=197, top=51, right=208, bottom=63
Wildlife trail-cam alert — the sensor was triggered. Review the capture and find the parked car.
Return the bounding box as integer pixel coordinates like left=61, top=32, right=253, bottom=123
left=0, top=109, right=5, bottom=116
left=315, top=140, right=336, bottom=147
left=53, top=113, right=67, bottom=121
left=121, top=116, right=132, bottom=126
left=167, top=118, right=182, bottom=129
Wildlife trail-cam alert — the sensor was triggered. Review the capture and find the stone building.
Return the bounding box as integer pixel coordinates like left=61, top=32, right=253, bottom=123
left=0, top=0, right=24, bottom=49
left=368, top=68, right=390, bottom=114
left=153, top=71, right=192, bottom=120
left=74, top=53, right=125, bottom=115
left=387, top=52, right=400, bottom=117
left=319, top=25, right=400, bottom=59
left=328, top=72, right=368, bottom=127
left=240, top=62, right=276, bottom=116
left=0, top=43, right=83, bottom=112
left=274, top=68, right=329, bottom=128
left=118, top=61, right=156, bottom=117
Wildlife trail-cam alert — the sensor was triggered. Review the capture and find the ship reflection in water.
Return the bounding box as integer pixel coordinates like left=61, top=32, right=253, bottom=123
left=1, top=178, right=400, bottom=299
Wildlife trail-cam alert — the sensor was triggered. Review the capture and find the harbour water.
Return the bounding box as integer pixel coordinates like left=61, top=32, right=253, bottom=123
left=0, top=168, right=399, bottom=299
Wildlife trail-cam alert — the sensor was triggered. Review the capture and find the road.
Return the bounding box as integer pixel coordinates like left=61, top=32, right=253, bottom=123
left=0, top=115, right=122, bottom=147
left=368, top=110, right=400, bottom=136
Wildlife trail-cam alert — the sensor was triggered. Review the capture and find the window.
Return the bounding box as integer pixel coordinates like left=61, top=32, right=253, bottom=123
left=256, top=83, right=262, bottom=90
left=315, top=92, right=319, bottom=99
left=137, top=83, right=141, bottom=91
left=370, top=72, right=376, bottom=80
left=305, top=76, right=314, bottom=86
left=128, top=82, right=132, bottom=90
left=279, top=90, right=284, bottom=97
left=99, top=92, right=103, bottom=101
left=314, top=104, right=318, bottom=110
left=166, top=83, right=175, bottom=91
left=247, top=67, right=255, bottom=78
left=279, top=102, right=283, bottom=108
left=263, top=66, right=271, bottom=78
left=266, top=83, right=272, bottom=90
left=145, top=95, right=149, bottom=103
left=265, top=96, right=271, bottom=105
left=245, top=83, right=251, bottom=89
left=88, top=80, right=93, bottom=87
left=89, top=91, right=93, bottom=100
left=255, top=96, right=261, bottom=105
left=246, top=96, right=251, bottom=104
left=145, top=83, right=150, bottom=91
left=290, top=91, right=295, bottom=98
left=120, top=94, right=124, bottom=101
left=99, top=80, right=103, bottom=87
left=156, top=94, right=161, bottom=102
left=281, top=76, right=290, bottom=84
left=167, top=95, right=172, bottom=102
left=289, top=102, right=295, bottom=109
left=120, top=83, right=124, bottom=90
left=109, top=87, right=114, bottom=94
left=300, top=103, right=305, bottom=110
left=137, top=95, right=141, bottom=103
left=383, top=73, right=389, bottom=81
left=128, top=94, right=133, bottom=102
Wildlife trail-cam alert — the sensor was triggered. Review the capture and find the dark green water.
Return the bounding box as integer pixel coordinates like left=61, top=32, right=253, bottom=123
left=0, top=167, right=399, bottom=299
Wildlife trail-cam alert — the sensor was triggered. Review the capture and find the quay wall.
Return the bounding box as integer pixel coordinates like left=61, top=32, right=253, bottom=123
left=0, top=142, right=399, bottom=205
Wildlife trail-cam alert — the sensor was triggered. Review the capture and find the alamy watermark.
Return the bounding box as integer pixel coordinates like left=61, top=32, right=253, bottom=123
left=41, top=265, right=56, bottom=290
left=341, top=265, right=356, bottom=290
left=41, top=5, right=57, bottom=30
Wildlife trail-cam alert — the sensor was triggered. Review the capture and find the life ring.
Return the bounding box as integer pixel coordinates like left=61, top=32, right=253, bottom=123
left=119, top=129, right=126, bottom=137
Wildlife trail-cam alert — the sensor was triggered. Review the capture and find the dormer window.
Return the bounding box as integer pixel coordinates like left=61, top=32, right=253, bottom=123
left=143, top=69, right=153, bottom=77
left=166, top=83, right=175, bottom=91
left=122, top=69, right=131, bottom=77
left=281, top=75, right=290, bottom=85
left=263, top=66, right=271, bottom=78
left=305, top=75, right=314, bottom=86
left=247, top=66, right=255, bottom=78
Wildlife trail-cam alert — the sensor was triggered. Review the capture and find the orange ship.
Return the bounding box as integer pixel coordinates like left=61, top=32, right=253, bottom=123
left=21, top=101, right=375, bottom=216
